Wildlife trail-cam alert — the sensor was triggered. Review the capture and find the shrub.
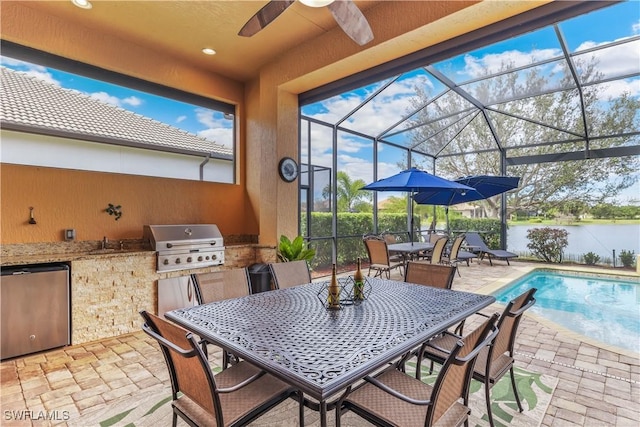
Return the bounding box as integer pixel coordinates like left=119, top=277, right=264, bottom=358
left=277, top=235, right=316, bottom=262
left=526, top=227, right=569, bottom=263
left=582, top=252, right=600, bottom=265
left=619, top=250, right=636, bottom=268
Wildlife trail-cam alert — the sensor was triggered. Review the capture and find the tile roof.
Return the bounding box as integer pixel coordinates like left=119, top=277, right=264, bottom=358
left=0, top=67, right=232, bottom=159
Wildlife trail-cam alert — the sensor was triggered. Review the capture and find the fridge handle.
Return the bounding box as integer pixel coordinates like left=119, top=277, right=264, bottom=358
left=187, top=277, right=193, bottom=302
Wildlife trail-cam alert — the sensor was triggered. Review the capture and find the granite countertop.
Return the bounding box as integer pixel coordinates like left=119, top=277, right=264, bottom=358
left=1, top=249, right=155, bottom=267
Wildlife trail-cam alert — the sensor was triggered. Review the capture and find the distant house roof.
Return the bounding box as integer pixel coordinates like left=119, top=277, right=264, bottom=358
left=0, top=67, right=232, bottom=159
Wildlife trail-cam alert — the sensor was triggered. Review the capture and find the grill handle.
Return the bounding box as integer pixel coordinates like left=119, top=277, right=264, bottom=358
left=165, top=241, right=219, bottom=249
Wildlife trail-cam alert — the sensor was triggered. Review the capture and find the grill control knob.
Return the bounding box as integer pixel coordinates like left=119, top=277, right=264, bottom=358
left=198, top=256, right=203, bottom=262
left=212, top=254, right=217, bottom=260
left=163, top=259, right=169, bottom=265
left=187, top=257, right=192, bottom=263
left=175, top=258, right=181, bottom=264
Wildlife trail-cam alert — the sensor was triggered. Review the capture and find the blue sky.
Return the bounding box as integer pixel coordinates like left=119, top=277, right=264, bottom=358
left=2, top=1, right=638, bottom=202
left=0, top=56, right=235, bottom=149
left=300, top=1, right=640, bottom=204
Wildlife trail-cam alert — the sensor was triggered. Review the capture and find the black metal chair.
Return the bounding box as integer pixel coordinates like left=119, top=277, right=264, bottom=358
left=269, top=260, right=312, bottom=289
left=140, top=310, right=303, bottom=427
left=336, top=313, right=499, bottom=427
left=419, top=288, right=537, bottom=427
left=193, top=268, right=252, bottom=368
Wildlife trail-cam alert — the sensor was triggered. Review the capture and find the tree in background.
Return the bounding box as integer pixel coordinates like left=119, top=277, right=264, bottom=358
left=322, top=171, right=372, bottom=212
left=407, top=56, right=639, bottom=214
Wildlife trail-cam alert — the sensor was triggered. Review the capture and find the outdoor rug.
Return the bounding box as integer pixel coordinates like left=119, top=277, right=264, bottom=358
left=85, top=362, right=556, bottom=427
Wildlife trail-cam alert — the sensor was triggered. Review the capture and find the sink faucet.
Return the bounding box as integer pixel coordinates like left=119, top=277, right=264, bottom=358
left=102, top=236, right=108, bottom=250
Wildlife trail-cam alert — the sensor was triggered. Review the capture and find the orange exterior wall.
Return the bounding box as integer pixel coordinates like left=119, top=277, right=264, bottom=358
left=1, top=164, right=254, bottom=243
left=1, top=0, right=548, bottom=246
left=0, top=2, right=252, bottom=245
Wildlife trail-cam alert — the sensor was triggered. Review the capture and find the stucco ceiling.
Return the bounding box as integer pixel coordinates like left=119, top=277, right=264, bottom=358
left=18, top=0, right=386, bottom=82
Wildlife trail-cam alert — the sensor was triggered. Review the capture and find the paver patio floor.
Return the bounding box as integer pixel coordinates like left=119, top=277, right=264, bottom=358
left=1, top=260, right=638, bottom=426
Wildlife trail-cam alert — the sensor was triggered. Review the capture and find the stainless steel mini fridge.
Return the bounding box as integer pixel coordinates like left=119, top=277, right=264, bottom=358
left=157, top=275, right=199, bottom=318
left=1, top=263, right=70, bottom=359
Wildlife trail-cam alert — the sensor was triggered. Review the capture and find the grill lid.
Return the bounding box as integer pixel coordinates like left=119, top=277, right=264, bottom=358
left=144, top=224, right=223, bottom=251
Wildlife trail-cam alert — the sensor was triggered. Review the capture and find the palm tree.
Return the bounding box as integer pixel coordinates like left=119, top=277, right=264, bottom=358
left=322, top=171, right=372, bottom=212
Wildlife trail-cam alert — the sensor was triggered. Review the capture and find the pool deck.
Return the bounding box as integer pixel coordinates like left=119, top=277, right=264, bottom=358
left=0, top=260, right=638, bottom=426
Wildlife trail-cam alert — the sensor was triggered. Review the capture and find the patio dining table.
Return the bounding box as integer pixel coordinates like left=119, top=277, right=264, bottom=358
left=165, top=277, right=495, bottom=426
left=387, top=241, right=434, bottom=266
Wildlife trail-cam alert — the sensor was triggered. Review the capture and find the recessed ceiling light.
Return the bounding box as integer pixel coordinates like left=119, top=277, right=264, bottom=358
left=202, top=48, right=216, bottom=55
left=71, top=0, right=92, bottom=9
left=300, top=0, right=334, bottom=7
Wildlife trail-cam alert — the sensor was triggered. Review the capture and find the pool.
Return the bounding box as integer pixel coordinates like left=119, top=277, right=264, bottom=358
left=492, top=269, right=640, bottom=353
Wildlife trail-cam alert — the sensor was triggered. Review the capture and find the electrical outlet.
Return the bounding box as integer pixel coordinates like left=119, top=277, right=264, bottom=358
left=64, top=229, right=76, bottom=241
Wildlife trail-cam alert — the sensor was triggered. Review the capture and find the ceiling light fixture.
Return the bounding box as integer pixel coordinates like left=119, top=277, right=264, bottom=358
left=71, top=0, right=92, bottom=9
left=202, top=48, right=216, bottom=55
left=299, top=0, right=335, bottom=7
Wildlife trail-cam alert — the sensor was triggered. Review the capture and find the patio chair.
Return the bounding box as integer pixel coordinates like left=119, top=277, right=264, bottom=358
left=425, top=236, right=448, bottom=264
left=464, top=232, right=518, bottom=265
left=335, top=313, right=499, bottom=427
left=269, top=260, right=311, bottom=289
left=441, top=234, right=465, bottom=275
left=456, top=236, right=478, bottom=266
left=404, top=261, right=456, bottom=290
left=418, top=288, right=537, bottom=427
left=193, top=269, right=252, bottom=367
left=194, top=268, right=252, bottom=303
left=140, top=311, right=303, bottom=427
left=363, top=235, right=404, bottom=279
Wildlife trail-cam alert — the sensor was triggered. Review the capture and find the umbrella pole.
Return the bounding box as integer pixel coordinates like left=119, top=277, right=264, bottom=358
left=410, top=194, right=414, bottom=244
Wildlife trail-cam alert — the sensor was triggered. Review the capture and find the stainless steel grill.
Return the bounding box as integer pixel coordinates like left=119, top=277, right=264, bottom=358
left=143, top=224, right=224, bottom=272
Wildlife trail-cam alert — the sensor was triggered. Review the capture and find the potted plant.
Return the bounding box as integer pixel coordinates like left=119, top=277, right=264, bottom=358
left=277, top=235, right=315, bottom=262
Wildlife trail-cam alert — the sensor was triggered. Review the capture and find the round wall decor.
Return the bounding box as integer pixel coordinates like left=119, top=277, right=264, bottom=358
left=278, top=157, right=299, bottom=182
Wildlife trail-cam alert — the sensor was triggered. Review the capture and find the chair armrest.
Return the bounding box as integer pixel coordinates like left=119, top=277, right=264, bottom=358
left=142, top=323, right=199, bottom=358
left=363, top=375, right=432, bottom=406
left=217, top=369, right=266, bottom=393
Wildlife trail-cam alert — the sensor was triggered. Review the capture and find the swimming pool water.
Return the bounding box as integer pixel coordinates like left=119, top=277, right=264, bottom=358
left=492, top=270, right=640, bottom=353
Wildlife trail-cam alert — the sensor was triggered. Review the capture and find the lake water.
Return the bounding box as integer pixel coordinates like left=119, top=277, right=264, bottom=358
left=507, top=224, right=639, bottom=264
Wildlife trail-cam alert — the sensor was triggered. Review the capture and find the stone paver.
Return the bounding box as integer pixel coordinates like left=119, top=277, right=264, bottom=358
left=0, top=261, right=638, bottom=426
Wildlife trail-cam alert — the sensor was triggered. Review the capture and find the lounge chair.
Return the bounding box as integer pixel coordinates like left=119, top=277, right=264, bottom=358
left=464, top=232, right=518, bottom=265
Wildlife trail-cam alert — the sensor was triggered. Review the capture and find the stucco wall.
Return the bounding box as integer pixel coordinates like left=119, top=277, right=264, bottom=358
left=0, top=0, right=547, bottom=247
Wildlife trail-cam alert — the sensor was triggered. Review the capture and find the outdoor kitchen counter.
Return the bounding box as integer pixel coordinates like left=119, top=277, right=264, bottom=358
left=0, top=243, right=277, bottom=345
left=0, top=249, right=153, bottom=267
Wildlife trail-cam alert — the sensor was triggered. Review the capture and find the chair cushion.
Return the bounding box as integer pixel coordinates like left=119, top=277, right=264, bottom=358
left=345, top=369, right=469, bottom=427
left=174, top=361, right=293, bottom=426
left=473, top=348, right=514, bottom=384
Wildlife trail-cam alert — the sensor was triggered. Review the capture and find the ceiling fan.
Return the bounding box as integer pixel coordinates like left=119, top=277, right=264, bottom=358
left=239, top=0, right=374, bottom=46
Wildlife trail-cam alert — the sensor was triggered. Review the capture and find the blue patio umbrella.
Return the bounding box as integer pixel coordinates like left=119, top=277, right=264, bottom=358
left=413, top=175, right=520, bottom=232
left=361, top=168, right=476, bottom=242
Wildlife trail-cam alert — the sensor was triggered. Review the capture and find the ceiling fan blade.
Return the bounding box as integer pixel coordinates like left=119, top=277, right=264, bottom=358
left=327, top=0, right=373, bottom=46
left=238, top=0, right=296, bottom=37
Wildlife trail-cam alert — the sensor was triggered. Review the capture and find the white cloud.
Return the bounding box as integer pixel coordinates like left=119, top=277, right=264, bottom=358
left=88, top=91, right=146, bottom=108
left=198, top=127, right=233, bottom=149
left=463, top=48, right=561, bottom=79
left=176, top=115, right=187, bottom=123
left=194, top=108, right=234, bottom=149
left=1, top=60, right=60, bottom=86
left=633, top=20, right=640, bottom=34
left=122, top=96, right=142, bottom=107
left=89, top=91, right=122, bottom=107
